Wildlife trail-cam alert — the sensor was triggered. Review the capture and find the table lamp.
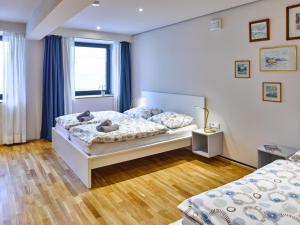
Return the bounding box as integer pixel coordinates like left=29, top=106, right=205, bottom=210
left=195, top=106, right=217, bottom=133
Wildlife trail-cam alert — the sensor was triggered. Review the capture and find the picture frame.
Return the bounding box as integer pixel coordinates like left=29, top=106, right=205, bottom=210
left=262, top=82, right=282, bottom=102
left=249, top=19, right=270, bottom=42
left=235, top=60, right=251, bottom=78
left=260, top=45, right=297, bottom=72
left=286, top=4, right=300, bottom=40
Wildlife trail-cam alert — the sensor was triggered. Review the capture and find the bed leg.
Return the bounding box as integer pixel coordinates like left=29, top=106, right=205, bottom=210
left=86, top=169, right=92, bottom=189
left=77, top=167, right=92, bottom=189
left=71, top=165, right=92, bottom=189
left=78, top=166, right=92, bottom=189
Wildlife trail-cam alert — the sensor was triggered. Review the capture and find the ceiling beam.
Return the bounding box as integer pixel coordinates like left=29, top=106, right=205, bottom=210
left=26, top=0, right=94, bottom=40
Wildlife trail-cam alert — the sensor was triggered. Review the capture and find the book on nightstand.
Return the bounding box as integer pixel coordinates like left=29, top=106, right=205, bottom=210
left=263, top=145, right=281, bottom=152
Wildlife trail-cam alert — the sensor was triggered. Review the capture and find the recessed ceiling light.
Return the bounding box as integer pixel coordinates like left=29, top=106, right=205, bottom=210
left=92, top=0, right=100, bottom=7
left=96, top=26, right=101, bottom=30
left=138, top=8, right=144, bottom=12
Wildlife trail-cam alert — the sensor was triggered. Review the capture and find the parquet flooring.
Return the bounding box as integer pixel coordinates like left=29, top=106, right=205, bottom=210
left=0, top=140, right=251, bottom=225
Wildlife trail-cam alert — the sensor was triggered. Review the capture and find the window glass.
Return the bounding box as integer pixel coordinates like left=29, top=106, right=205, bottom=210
left=74, top=43, right=110, bottom=96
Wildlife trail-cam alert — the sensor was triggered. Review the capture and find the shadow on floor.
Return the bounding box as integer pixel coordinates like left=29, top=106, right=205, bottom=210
left=90, top=148, right=223, bottom=188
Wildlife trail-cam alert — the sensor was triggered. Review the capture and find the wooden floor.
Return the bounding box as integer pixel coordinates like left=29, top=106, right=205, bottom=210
left=0, top=140, right=251, bottom=225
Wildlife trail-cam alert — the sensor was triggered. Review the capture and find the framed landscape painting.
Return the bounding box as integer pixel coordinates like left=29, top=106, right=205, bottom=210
left=249, top=19, right=270, bottom=42
left=287, top=4, right=300, bottom=40
left=260, top=45, right=297, bottom=72
left=235, top=60, right=250, bottom=78
left=262, top=82, right=282, bottom=102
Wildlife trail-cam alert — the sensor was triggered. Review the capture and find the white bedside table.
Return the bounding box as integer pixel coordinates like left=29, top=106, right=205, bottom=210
left=257, top=145, right=299, bottom=168
left=192, top=129, right=223, bottom=158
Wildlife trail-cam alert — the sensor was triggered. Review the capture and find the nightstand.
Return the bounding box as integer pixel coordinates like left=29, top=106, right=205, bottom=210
left=257, top=145, right=299, bottom=168
left=192, top=129, right=223, bottom=158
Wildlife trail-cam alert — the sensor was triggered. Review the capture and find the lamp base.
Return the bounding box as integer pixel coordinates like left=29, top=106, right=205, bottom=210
left=204, top=127, right=217, bottom=133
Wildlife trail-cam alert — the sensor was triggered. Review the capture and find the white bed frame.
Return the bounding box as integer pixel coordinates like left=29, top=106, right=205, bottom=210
left=52, top=91, right=206, bottom=188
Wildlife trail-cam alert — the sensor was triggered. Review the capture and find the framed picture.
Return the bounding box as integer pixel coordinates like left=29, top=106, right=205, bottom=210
left=260, top=45, right=297, bottom=72
left=287, top=4, right=300, bottom=40
left=249, top=19, right=270, bottom=42
left=235, top=60, right=251, bottom=78
left=262, top=82, right=282, bottom=102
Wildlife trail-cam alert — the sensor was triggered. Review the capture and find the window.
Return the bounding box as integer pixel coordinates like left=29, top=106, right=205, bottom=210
left=74, top=42, right=111, bottom=96
left=0, top=35, right=3, bottom=100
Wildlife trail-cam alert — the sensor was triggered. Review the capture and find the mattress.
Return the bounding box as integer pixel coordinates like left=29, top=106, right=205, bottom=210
left=69, top=124, right=197, bottom=156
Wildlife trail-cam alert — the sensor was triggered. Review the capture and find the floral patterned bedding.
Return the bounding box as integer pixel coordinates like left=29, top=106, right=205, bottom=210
left=55, top=111, right=128, bottom=130
left=69, top=117, right=168, bottom=146
left=178, top=160, right=300, bottom=225
left=124, top=107, right=163, bottom=119
left=148, top=112, right=194, bottom=129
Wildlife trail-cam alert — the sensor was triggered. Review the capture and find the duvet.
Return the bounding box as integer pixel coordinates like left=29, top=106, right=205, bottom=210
left=178, top=159, right=300, bottom=225
left=55, top=111, right=128, bottom=130
left=69, top=117, right=168, bottom=146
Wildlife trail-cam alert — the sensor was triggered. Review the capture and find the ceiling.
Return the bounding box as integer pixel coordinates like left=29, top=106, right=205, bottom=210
left=0, top=0, right=42, bottom=23
left=0, top=0, right=259, bottom=35
left=63, top=0, right=259, bottom=35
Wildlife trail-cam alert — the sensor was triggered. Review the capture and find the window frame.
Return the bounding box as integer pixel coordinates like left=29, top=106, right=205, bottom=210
left=74, top=41, right=111, bottom=97
left=0, top=35, right=2, bottom=101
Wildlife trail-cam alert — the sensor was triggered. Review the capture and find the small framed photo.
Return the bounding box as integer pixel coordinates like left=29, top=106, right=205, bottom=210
left=260, top=45, right=297, bottom=72
left=262, top=82, right=282, bottom=102
left=249, top=19, right=270, bottom=42
left=235, top=60, right=250, bottom=78
left=287, top=4, right=300, bottom=40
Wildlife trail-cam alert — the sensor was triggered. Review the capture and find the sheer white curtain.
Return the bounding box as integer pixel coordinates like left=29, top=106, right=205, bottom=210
left=62, top=37, right=75, bottom=114
left=2, top=32, right=26, bottom=144
left=112, top=42, right=121, bottom=111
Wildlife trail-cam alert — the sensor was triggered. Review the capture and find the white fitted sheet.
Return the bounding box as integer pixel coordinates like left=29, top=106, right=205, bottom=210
left=68, top=124, right=197, bottom=156
left=182, top=216, right=200, bottom=225
left=169, top=216, right=199, bottom=225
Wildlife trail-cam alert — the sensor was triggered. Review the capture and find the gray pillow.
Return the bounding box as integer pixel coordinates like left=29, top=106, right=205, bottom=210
left=148, top=112, right=193, bottom=129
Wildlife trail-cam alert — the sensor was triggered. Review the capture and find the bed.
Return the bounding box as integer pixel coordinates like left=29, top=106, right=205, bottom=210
left=52, top=91, right=206, bottom=188
left=172, top=158, right=300, bottom=225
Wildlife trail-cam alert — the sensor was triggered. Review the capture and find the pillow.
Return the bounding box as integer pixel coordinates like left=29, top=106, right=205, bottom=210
left=148, top=112, right=194, bottom=129
left=289, top=151, right=300, bottom=162
left=123, top=107, right=163, bottom=119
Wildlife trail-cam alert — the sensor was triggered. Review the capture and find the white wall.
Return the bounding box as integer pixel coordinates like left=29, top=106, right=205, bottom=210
left=52, top=28, right=133, bottom=42
left=132, top=0, right=300, bottom=167
left=0, top=21, right=25, bottom=33
left=0, top=21, right=131, bottom=144
left=73, top=96, right=114, bottom=113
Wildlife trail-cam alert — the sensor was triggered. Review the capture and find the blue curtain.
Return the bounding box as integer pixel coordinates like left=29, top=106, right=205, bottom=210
left=119, top=42, right=132, bottom=112
left=40, top=35, right=65, bottom=140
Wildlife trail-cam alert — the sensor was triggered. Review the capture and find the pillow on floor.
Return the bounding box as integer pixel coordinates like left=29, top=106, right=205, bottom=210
left=148, top=112, right=193, bottom=129
left=124, top=107, right=163, bottom=119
